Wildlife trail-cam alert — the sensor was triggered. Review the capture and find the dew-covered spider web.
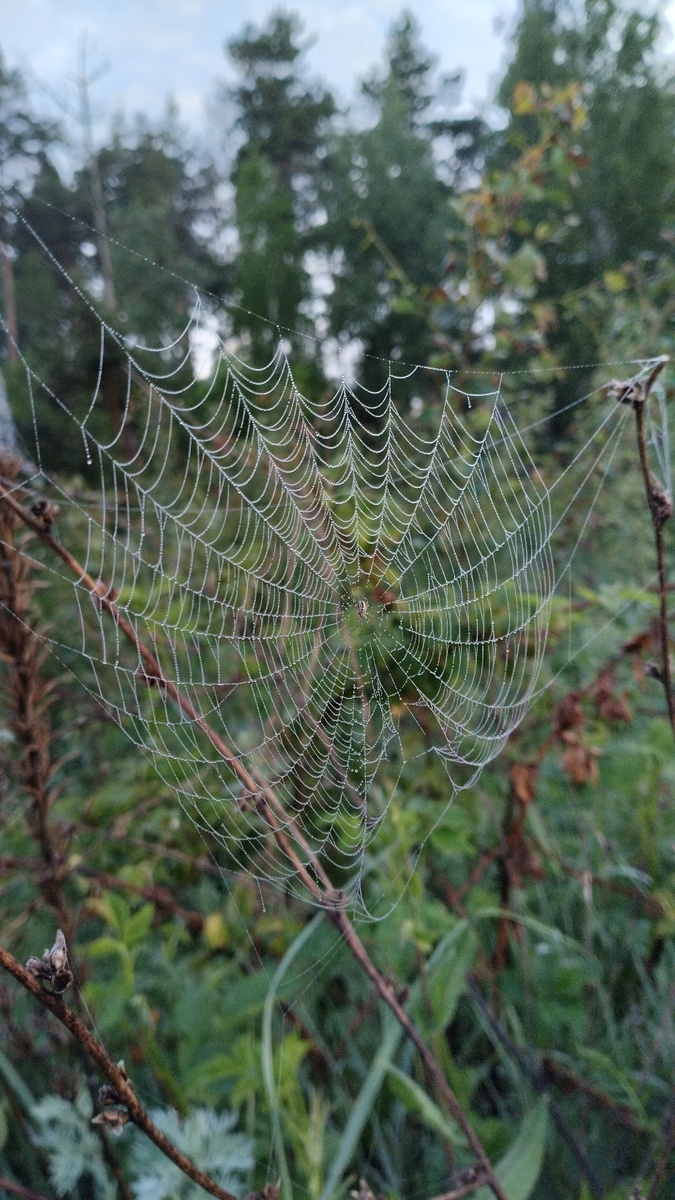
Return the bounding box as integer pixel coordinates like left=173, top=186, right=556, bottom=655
left=1, top=229, right=669, bottom=914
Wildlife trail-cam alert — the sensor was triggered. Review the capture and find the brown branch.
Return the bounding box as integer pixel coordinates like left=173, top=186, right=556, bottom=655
left=0, top=944, right=239, bottom=1200
left=0, top=456, right=72, bottom=936
left=0, top=482, right=509, bottom=1200
left=636, top=401, right=674, bottom=737
left=428, top=1177, right=489, bottom=1200
left=539, top=1056, right=644, bottom=1132
left=610, top=357, right=674, bottom=738
left=0, top=462, right=133, bottom=1194
left=328, top=905, right=508, bottom=1198
left=2, top=857, right=209, bottom=938
left=0, top=1178, right=51, bottom=1200
left=254, top=794, right=508, bottom=1198
left=529, top=834, right=666, bottom=919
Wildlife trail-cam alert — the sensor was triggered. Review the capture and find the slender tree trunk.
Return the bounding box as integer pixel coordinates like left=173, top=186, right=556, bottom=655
left=2, top=241, right=19, bottom=364
left=77, top=39, right=117, bottom=313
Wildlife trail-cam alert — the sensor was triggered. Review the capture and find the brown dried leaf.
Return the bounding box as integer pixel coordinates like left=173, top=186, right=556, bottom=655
left=562, top=740, right=600, bottom=787
left=589, top=669, right=632, bottom=723
left=91, top=1107, right=130, bottom=1136
left=555, top=692, right=584, bottom=738
left=510, top=761, right=538, bottom=806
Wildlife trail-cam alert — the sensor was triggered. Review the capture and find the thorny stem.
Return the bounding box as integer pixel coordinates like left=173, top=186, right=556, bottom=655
left=0, top=455, right=72, bottom=935
left=0, top=944, right=239, bottom=1200
left=0, top=480, right=509, bottom=1200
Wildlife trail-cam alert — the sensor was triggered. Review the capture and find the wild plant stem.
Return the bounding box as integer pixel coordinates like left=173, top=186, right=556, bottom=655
left=427, top=1179, right=488, bottom=1200
left=629, top=359, right=675, bottom=739
left=0, top=1177, right=51, bottom=1200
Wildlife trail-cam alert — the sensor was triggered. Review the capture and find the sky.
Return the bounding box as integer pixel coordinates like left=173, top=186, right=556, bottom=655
left=3, top=0, right=525, bottom=140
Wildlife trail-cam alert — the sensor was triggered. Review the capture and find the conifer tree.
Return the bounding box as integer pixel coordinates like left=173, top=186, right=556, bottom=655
left=224, top=11, right=335, bottom=357
left=324, top=10, right=479, bottom=387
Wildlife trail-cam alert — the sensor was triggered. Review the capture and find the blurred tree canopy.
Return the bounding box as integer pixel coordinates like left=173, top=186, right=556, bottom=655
left=0, top=6, right=673, bottom=1200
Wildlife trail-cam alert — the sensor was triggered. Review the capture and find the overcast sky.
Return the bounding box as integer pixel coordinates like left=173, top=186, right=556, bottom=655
left=4, top=1, right=673, bottom=151
left=3, top=0, right=525, bottom=139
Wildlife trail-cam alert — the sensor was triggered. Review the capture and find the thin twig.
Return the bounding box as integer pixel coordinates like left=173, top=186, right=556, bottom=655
left=427, top=1178, right=489, bottom=1200
left=329, top=906, right=508, bottom=1198
left=635, top=403, right=674, bottom=737
left=539, top=1056, right=645, bottom=1132
left=645, top=1091, right=675, bottom=1200
left=0, top=944, right=239, bottom=1200
left=0, top=1178, right=52, bottom=1200
left=0, top=481, right=509, bottom=1200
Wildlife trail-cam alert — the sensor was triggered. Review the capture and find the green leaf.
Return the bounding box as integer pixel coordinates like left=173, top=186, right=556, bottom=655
left=125, top=902, right=155, bottom=948
left=0, top=1050, right=35, bottom=1112
left=425, top=922, right=477, bottom=1033
left=385, top=1064, right=468, bottom=1147
left=262, top=914, right=324, bottom=1200
left=407, top=920, right=476, bottom=1035
left=195, top=1034, right=261, bottom=1107
left=474, top=1098, right=548, bottom=1200
left=321, top=1016, right=403, bottom=1200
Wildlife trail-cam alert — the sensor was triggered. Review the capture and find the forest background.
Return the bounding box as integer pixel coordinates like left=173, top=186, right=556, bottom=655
left=0, top=2, right=674, bottom=1199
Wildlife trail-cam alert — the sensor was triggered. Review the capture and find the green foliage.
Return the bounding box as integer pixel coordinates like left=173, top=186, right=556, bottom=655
left=31, top=1088, right=116, bottom=1199
left=128, top=1107, right=253, bottom=1199
left=323, top=11, right=456, bottom=382
left=474, top=1099, right=548, bottom=1200
left=29, top=1092, right=252, bottom=1200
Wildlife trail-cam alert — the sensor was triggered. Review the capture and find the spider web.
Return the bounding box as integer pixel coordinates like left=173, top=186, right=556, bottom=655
left=1, top=252, right=664, bottom=912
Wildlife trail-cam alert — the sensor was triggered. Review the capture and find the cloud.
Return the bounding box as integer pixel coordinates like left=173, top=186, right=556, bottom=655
left=2, top=0, right=518, bottom=133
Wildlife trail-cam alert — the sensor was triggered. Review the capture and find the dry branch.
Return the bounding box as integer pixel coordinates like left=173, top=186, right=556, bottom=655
left=0, top=942, right=239, bottom=1200
left=609, top=357, right=674, bottom=738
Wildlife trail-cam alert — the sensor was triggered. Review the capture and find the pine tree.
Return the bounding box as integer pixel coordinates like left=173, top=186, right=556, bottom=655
left=324, top=10, right=478, bottom=387
left=224, top=11, right=335, bottom=357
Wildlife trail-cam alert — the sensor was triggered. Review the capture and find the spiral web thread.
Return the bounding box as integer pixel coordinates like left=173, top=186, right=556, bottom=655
left=3, top=284, right=663, bottom=910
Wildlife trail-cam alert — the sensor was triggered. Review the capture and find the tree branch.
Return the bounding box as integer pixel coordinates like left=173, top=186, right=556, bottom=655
left=0, top=943, right=239, bottom=1200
